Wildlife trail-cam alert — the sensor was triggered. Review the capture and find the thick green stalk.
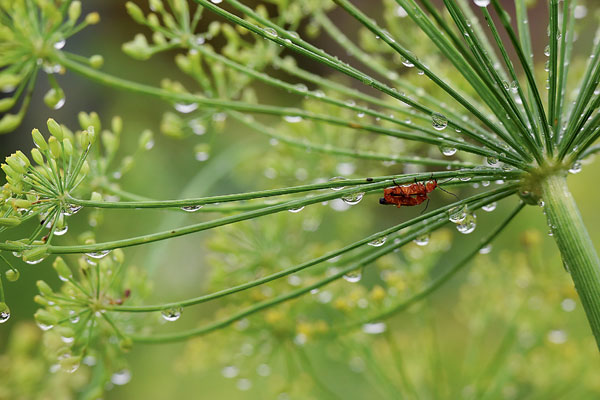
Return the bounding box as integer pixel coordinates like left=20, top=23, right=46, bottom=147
left=541, top=173, right=600, bottom=350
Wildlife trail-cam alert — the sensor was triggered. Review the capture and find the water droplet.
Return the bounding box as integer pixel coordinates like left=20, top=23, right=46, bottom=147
left=36, top=321, right=54, bottom=331
left=479, top=244, right=492, bottom=254
left=341, top=192, right=364, bottom=205
left=440, top=145, right=457, bottom=157
left=25, top=256, right=48, bottom=265
left=222, top=365, right=239, bottom=378
left=288, top=206, right=305, bottom=213
left=414, top=234, right=430, bottom=246
left=237, top=378, right=252, bottom=391
left=0, top=304, right=10, bottom=324
left=431, top=112, right=448, bottom=131
left=257, top=363, right=271, bottom=377
left=329, top=176, right=348, bottom=191
left=547, top=329, right=567, bottom=344
left=473, top=0, right=490, bottom=7
left=293, top=83, right=308, bottom=92
left=544, top=45, right=550, bottom=57
left=174, top=103, right=198, bottom=113
left=63, top=205, right=82, bottom=216
left=362, top=322, right=386, bottom=334
left=54, top=224, right=68, bottom=236
left=401, top=57, right=414, bottom=68
left=396, top=6, right=408, bottom=17
left=283, top=115, right=303, bottom=123
left=343, top=269, right=362, bottom=283
left=568, top=161, right=582, bottom=174
left=482, top=202, right=497, bottom=212
left=368, top=236, right=387, bottom=247
left=85, top=250, right=110, bottom=259
left=54, top=39, right=66, bottom=49
left=449, top=206, right=467, bottom=223
left=456, top=213, right=476, bottom=234
left=111, top=369, right=132, bottom=385
left=189, top=119, right=206, bottom=135
left=161, top=307, right=182, bottom=322
left=263, top=27, right=278, bottom=38
left=181, top=205, right=203, bottom=212
left=486, top=156, right=499, bottom=166
left=561, top=298, right=576, bottom=312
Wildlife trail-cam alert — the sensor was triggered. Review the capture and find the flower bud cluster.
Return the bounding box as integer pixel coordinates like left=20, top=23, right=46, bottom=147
left=34, top=245, right=151, bottom=390
left=0, top=1, right=103, bottom=133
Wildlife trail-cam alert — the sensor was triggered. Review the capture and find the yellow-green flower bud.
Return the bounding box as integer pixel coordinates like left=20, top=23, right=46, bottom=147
left=68, top=1, right=81, bottom=22
left=15, top=151, right=30, bottom=168
left=102, top=131, right=118, bottom=154
left=5, top=154, right=26, bottom=174
left=89, top=112, right=101, bottom=134
left=147, top=13, right=160, bottom=28
left=85, top=12, right=100, bottom=24
left=32, top=128, right=48, bottom=150
left=113, top=248, right=125, bottom=264
left=56, top=326, right=75, bottom=339
left=78, top=111, right=91, bottom=131
left=1, top=164, right=17, bottom=178
left=152, top=31, right=166, bottom=46
left=90, top=192, right=103, bottom=202
left=90, top=54, right=104, bottom=68
left=122, top=34, right=152, bottom=60
left=34, top=295, right=51, bottom=306
left=36, top=280, right=54, bottom=297
left=48, top=136, right=62, bottom=159
left=138, top=129, right=154, bottom=150
left=0, top=113, right=24, bottom=134
left=150, top=0, right=164, bottom=12
left=0, top=97, right=16, bottom=112
left=53, top=257, right=72, bottom=281
left=125, top=2, right=146, bottom=24
left=47, top=118, right=64, bottom=141
left=111, top=116, right=123, bottom=135
left=63, top=138, right=74, bottom=157
left=79, top=130, right=91, bottom=148
left=80, top=160, right=90, bottom=176
left=5, top=269, right=20, bottom=282
left=34, top=309, right=57, bottom=328
left=119, top=337, right=134, bottom=352
left=0, top=217, right=21, bottom=227
left=23, top=246, right=49, bottom=264
left=12, top=199, right=32, bottom=209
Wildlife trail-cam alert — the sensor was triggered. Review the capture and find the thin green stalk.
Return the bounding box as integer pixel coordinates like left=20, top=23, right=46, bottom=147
left=104, top=185, right=517, bottom=313
left=555, top=0, right=577, bottom=141
left=313, top=11, right=485, bottom=136
left=334, top=0, right=533, bottom=162
left=548, top=0, right=559, bottom=131
left=349, top=201, right=525, bottom=326
left=57, top=53, right=525, bottom=167
left=491, top=0, right=553, bottom=156
left=230, top=112, right=478, bottom=169
left=197, top=0, right=526, bottom=164
left=541, top=173, right=600, bottom=350
left=126, top=187, right=515, bottom=343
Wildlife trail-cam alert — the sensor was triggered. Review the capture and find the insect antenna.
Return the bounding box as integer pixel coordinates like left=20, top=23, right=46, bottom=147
left=420, top=198, right=430, bottom=215
left=438, top=185, right=458, bottom=199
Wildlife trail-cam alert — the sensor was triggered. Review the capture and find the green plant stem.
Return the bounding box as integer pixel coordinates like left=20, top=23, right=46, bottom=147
left=541, top=173, right=600, bottom=350
left=104, top=185, right=517, bottom=313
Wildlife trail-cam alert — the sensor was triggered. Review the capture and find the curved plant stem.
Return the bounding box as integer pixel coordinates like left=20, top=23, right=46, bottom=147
left=344, top=200, right=525, bottom=328
left=541, top=173, right=600, bottom=350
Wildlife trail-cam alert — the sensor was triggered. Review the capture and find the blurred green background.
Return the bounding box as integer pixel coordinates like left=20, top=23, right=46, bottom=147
left=1, top=1, right=600, bottom=399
